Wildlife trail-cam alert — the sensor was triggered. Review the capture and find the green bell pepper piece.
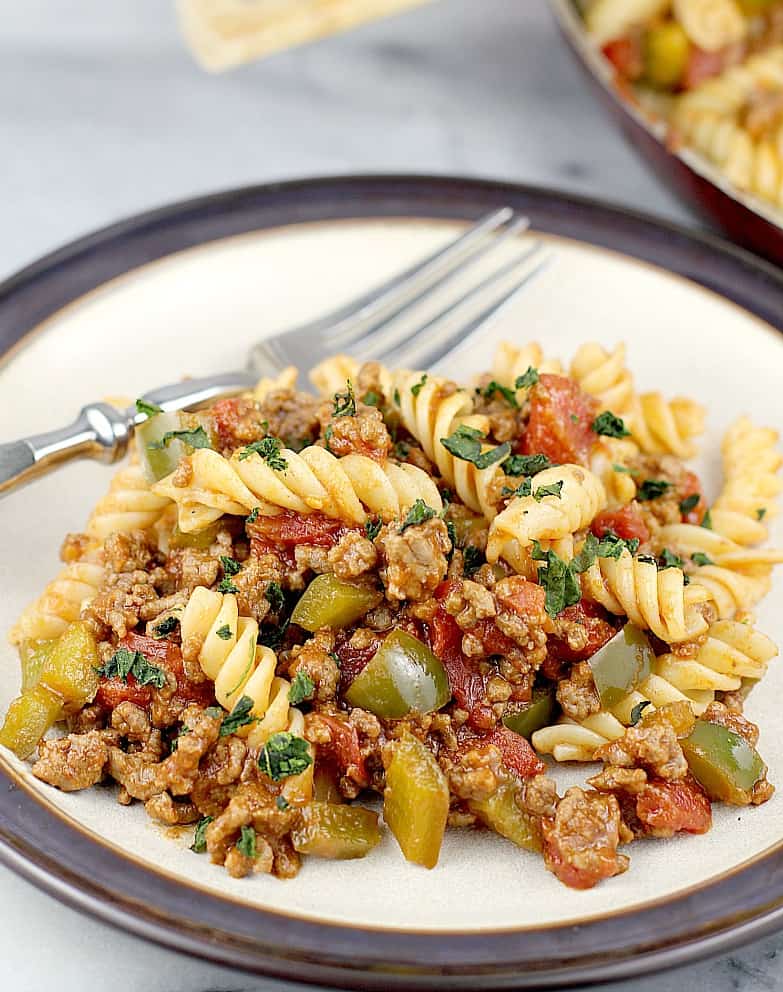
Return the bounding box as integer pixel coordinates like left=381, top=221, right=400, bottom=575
left=39, top=621, right=99, bottom=708
left=468, top=780, right=542, bottom=852
left=291, top=574, right=380, bottom=632
left=0, top=684, right=62, bottom=759
left=19, top=639, right=55, bottom=693
left=345, top=629, right=450, bottom=718
left=644, top=22, right=690, bottom=89
left=136, top=410, right=187, bottom=482
left=589, top=624, right=653, bottom=708
left=168, top=521, right=222, bottom=550
left=682, top=719, right=766, bottom=804
left=291, top=802, right=381, bottom=859
left=502, top=687, right=555, bottom=739
left=384, top=730, right=449, bottom=869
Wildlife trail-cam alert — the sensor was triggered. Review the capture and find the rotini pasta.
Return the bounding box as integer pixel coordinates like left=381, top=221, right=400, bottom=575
left=86, top=462, right=172, bottom=540
left=688, top=563, right=772, bottom=618
left=251, top=365, right=298, bottom=402
left=153, top=444, right=442, bottom=532
left=581, top=548, right=711, bottom=642
left=656, top=522, right=783, bottom=569
left=309, top=354, right=360, bottom=396
left=491, top=340, right=563, bottom=389
left=9, top=555, right=104, bottom=645
left=569, top=341, right=634, bottom=414
left=486, top=464, right=606, bottom=567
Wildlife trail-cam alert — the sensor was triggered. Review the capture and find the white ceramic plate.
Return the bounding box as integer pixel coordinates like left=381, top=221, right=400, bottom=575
left=1, top=177, right=783, bottom=988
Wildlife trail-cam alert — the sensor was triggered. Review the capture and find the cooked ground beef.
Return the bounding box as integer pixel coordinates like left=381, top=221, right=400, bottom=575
left=377, top=517, right=451, bottom=602
left=318, top=402, right=392, bottom=462
left=542, top=787, right=631, bottom=889
left=287, top=628, right=340, bottom=703
left=556, top=661, right=601, bottom=722
left=595, top=721, right=688, bottom=780
left=258, top=388, right=321, bottom=450
left=327, top=531, right=378, bottom=579
left=445, top=744, right=504, bottom=801
left=145, top=792, right=201, bottom=825
left=33, top=730, right=119, bottom=791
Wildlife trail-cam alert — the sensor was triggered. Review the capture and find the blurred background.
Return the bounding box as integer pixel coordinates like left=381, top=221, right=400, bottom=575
left=1, top=0, right=699, bottom=282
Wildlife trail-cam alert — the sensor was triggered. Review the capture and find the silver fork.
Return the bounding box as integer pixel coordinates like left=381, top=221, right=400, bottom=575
left=0, top=208, right=549, bottom=497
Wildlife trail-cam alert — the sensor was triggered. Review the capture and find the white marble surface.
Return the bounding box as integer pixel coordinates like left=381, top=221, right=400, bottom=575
left=2, top=0, right=781, bottom=990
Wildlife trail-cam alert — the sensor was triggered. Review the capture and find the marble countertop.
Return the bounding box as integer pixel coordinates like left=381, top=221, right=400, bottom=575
left=3, top=1, right=781, bottom=990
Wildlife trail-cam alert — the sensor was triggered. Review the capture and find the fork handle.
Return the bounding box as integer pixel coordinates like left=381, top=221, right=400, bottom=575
left=0, top=403, right=134, bottom=497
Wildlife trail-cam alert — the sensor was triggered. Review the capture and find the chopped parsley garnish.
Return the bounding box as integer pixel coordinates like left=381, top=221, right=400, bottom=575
left=692, top=552, right=714, bottom=566
left=515, top=367, right=539, bottom=390
left=258, top=732, right=313, bottom=781
left=592, top=411, right=630, bottom=438
left=533, top=480, right=564, bottom=502
left=569, top=532, right=638, bottom=573
left=612, top=463, right=636, bottom=475
left=531, top=542, right=582, bottom=618
left=637, top=554, right=658, bottom=565
left=190, top=815, right=213, bottom=853
left=135, top=398, right=163, bottom=417
left=152, top=615, right=179, bottom=639
left=288, top=670, right=315, bottom=705
left=659, top=548, right=685, bottom=571
left=217, top=579, right=239, bottom=595
left=219, top=695, right=256, bottom=737
left=95, top=647, right=167, bottom=689
left=440, top=425, right=511, bottom=470
left=246, top=507, right=260, bottom=525
left=501, top=453, right=553, bottom=477
left=147, top=426, right=212, bottom=451
left=258, top=617, right=289, bottom=650
left=482, top=380, right=519, bottom=408
left=445, top=519, right=458, bottom=553
left=629, top=700, right=652, bottom=726
left=204, top=706, right=223, bottom=720
left=400, top=499, right=437, bottom=532
left=215, top=624, right=232, bottom=641
left=236, top=825, right=257, bottom=859
left=365, top=517, right=382, bottom=542
left=679, top=493, right=701, bottom=515
left=393, top=439, right=410, bottom=460
left=362, top=390, right=381, bottom=407
left=637, top=479, right=672, bottom=501
left=757, top=507, right=767, bottom=521
left=332, top=381, right=356, bottom=418
left=238, top=436, right=287, bottom=470
left=570, top=414, right=580, bottom=424
left=701, top=509, right=713, bottom=530
left=276, top=796, right=290, bottom=811
left=502, top=478, right=532, bottom=500
left=411, top=373, right=428, bottom=397
left=171, top=725, right=189, bottom=752
left=220, top=556, right=241, bottom=576
left=463, top=545, right=485, bottom=576
left=393, top=388, right=401, bottom=406
left=265, top=581, right=285, bottom=614
left=329, top=651, right=341, bottom=668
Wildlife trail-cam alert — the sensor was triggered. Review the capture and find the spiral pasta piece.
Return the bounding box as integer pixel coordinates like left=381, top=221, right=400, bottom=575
left=569, top=342, right=634, bottom=415
left=581, top=549, right=711, bottom=643
left=688, top=563, right=772, bottom=618
left=590, top=437, right=639, bottom=505
left=153, top=445, right=442, bottom=533
left=490, top=340, right=563, bottom=391
left=673, top=0, right=746, bottom=52
left=309, top=355, right=360, bottom=397
left=712, top=417, right=783, bottom=544
left=625, top=393, right=706, bottom=459
left=674, top=47, right=783, bottom=210
left=9, top=556, right=104, bottom=645
left=251, top=366, right=298, bottom=402
left=86, top=462, right=172, bottom=540
left=656, top=522, right=783, bottom=569
left=584, top=0, right=670, bottom=46
left=392, top=370, right=501, bottom=517
left=486, top=464, right=606, bottom=566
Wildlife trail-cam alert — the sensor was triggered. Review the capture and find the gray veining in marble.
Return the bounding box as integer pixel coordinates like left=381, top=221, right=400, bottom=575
left=1, top=0, right=779, bottom=989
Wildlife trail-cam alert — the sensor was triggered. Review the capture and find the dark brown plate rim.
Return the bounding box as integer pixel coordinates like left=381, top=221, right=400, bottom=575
left=2, top=174, right=783, bottom=989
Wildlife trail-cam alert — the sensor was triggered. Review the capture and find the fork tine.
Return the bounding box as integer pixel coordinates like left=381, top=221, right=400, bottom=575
left=328, top=210, right=526, bottom=348
left=345, top=215, right=531, bottom=358
left=251, top=208, right=515, bottom=371
left=385, top=248, right=552, bottom=372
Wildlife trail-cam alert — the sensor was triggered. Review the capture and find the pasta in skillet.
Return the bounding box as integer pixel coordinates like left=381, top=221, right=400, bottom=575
left=3, top=337, right=781, bottom=892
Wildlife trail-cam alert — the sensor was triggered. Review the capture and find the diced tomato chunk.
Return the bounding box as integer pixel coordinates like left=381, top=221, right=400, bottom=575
left=602, top=36, right=644, bottom=82
left=541, top=818, right=624, bottom=890
left=95, top=677, right=153, bottom=710
left=636, top=777, right=712, bottom=836
left=494, top=577, right=546, bottom=618
left=677, top=470, right=707, bottom=525
left=208, top=397, right=262, bottom=451
left=546, top=600, right=617, bottom=665
left=592, top=504, right=650, bottom=545
left=682, top=46, right=730, bottom=90
left=518, top=375, right=598, bottom=467
left=316, top=714, right=368, bottom=787
left=484, top=726, right=545, bottom=779
left=249, top=510, right=351, bottom=548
